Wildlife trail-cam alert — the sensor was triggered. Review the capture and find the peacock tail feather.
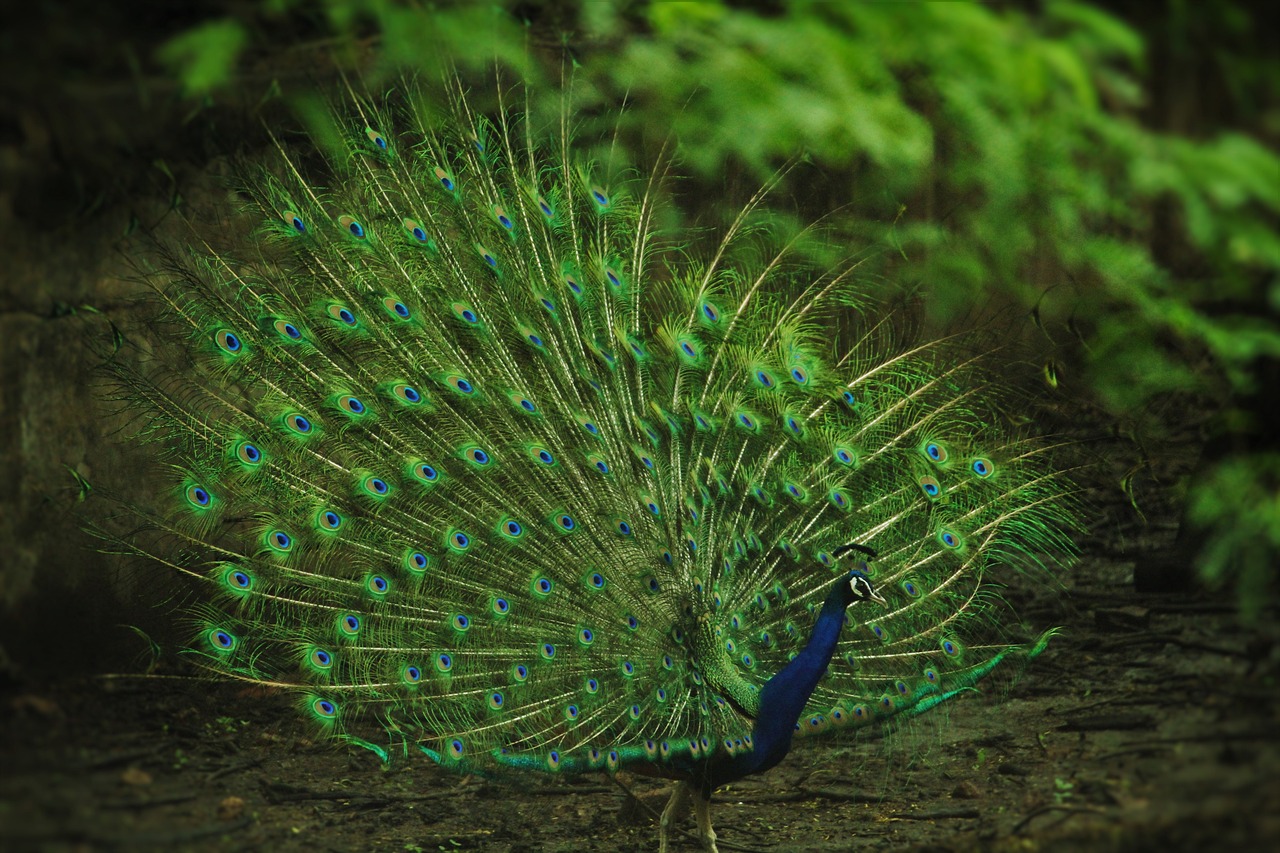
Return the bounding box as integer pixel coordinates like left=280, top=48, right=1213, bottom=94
left=101, top=74, right=1077, bottom=784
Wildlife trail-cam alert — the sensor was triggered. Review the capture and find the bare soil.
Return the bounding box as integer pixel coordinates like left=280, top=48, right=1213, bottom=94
left=2, top=549, right=1277, bottom=853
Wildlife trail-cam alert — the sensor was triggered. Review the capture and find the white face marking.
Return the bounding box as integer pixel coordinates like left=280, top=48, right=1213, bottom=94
left=850, top=575, right=873, bottom=600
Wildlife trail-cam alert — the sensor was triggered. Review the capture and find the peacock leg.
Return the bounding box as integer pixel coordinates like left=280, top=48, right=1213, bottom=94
left=658, top=780, right=691, bottom=853
left=694, top=790, right=719, bottom=852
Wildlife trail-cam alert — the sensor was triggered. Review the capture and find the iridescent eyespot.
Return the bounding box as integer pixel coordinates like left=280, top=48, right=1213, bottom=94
left=281, top=210, right=306, bottom=233
left=234, top=441, right=262, bottom=466
left=185, top=484, right=211, bottom=509
left=367, top=575, right=389, bottom=595
left=284, top=413, right=312, bottom=435
left=208, top=628, right=236, bottom=651
left=445, top=375, right=474, bottom=395
left=274, top=319, right=303, bottom=340
left=448, top=530, right=471, bottom=551
left=512, top=663, right=529, bottom=681
left=433, top=167, right=455, bottom=191
left=406, top=551, right=429, bottom=572
left=919, top=476, right=942, bottom=498
left=312, top=698, right=337, bottom=719
left=338, top=215, right=365, bottom=239
left=475, top=243, right=497, bottom=268
left=537, top=195, right=553, bottom=219
left=223, top=565, right=252, bottom=592
left=541, top=642, right=556, bottom=660
left=700, top=301, right=721, bottom=323
left=492, top=205, right=514, bottom=230
left=924, top=442, right=948, bottom=463
left=842, top=390, right=856, bottom=406
left=413, top=462, right=438, bottom=483
left=938, top=528, right=963, bottom=549
left=590, top=186, right=609, bottom=208
left=488, top=691, right=505, bottom=710
left=971, top=458, right=993, bottom=478
left=829, top=489, right=849, bottom=510
left=588, top=572, right=606, bottom=589
left=318, top=509, right=342, bottom=531
left=392, top=384, right=422, bottom=405
left=436, top=653, right=454, bottom=672
left=267, top=529, right=292, bottom=551
left=754, top=370, right=775, bottom=388
left=614, top=519, right=632, bottom=536
left=577, top=628, right=594, bottom=646
left=214, top=329, right=241, bottom=355
left=402, top=218, right=429, bottom=243
left=834, top=447, right=856, bottom=466
left=452, top=303, right=480, bottom=325
left=403, top=664, right=423, bottom=684
left=451, top=614, right=470, bottom=632
left=363, top=476, right=390, bottom=496
left=500, top=519, right=523, bottom=538
left=790, top=366, right=809, bottom=385
left=309, top=647, right=332, bottom=669
left=383, top=297, right=410, bottom=319
left=339, top=614, right=361, bottom=635
left=463, top=446, right=490, bottom=466
left=533, top=577, right=553, bottom=596
left=327, top=304, right=357, bottom=326
left=555, top=513, right=575, bottom=531
left=337, top=395, right=365, bottom=415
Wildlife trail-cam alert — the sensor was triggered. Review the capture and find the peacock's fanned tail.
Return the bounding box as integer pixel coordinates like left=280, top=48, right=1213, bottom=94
left=105, top=76, right=1076, bottom=778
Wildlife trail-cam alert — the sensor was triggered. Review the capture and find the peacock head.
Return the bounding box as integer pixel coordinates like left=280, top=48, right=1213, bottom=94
left=847, top=570, right=888, bottom=609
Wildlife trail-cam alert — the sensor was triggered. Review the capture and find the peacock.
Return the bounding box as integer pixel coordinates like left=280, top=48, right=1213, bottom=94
left=97, top=74, right=1077, bottom=852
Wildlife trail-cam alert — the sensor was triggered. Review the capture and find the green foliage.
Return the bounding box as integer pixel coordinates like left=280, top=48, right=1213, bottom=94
left=152, top=1, right=1280, bottom=608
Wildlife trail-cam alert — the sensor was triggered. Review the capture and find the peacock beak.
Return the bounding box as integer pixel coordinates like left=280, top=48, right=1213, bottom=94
left=869, top=588, right=889, bottom=608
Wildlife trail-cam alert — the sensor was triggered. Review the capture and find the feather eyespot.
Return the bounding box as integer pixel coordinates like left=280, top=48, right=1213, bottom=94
left=280, top=210, right=306, bottom=233
left=492, top=205, right=514, bottom=230
left=338, top=215, right=366, bottom=239
left=327, top=304, right=357, bottom=326
left=214, top=329, right=242, bottom=355
left=402, top=218, right=429, bottom=244
left=337, top=395, right=365, bottom=415
left=208, top=628, right=236, bottom=652
left=362, top=475, right=390, bottom=497
left=382, top=297, right=411, bottom=319
left=184, top=483, right=212, bottom=509
left=284, top=412, right=313, bottom=435
left=392, top=383, right=423, bottom=405
left=273, top=319, right=303, bottom=340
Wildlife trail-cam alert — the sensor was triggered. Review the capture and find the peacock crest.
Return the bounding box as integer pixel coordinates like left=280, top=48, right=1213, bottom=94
left=99, top=74, right=1077, bottom=850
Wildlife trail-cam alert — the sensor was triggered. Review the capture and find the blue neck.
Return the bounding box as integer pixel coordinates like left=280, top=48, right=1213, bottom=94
left=708, top=577, right=852, bottom=787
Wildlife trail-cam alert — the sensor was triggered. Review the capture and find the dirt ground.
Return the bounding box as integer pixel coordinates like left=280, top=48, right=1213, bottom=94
left=2, top=542, right=1277, bottom=853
